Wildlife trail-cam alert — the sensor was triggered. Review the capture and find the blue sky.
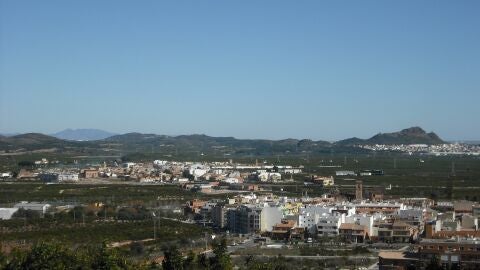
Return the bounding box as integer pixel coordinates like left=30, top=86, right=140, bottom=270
left=1, top=1, right=479, bottom=140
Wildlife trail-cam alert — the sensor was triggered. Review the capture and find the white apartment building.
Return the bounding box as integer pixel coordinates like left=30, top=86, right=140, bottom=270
left=317, top=212, right=345, bottom=236
left=298, top=205, right=333, bottom=233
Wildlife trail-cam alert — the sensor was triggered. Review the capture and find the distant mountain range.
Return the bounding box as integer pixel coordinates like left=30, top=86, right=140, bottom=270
left=0, top=127, right=447, bottom=156
left=51, top=129, right=117, bottom=141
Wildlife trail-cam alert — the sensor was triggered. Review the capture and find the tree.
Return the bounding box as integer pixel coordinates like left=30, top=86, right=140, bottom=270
left=0, top=250, right=6, bottom=269
left=5, top=242, right=78, bottom=270
left=162, top=245, right=184, bottom=270
left=130, top=241, right=145, bottom=256
left=2, top=242, right=138, bottom=270
left=425, top=256, right=442, bottom=270
left=197, top=253, right=210, bottom=270
left=209, top=238, right=232, bottom=270
left=17, top=161, right=34, bottom=167
left=271, top=255, right=288, bottom=270
left=183, top=250, right=197, bottom=270
left=90, top=242, right=132, bottom=269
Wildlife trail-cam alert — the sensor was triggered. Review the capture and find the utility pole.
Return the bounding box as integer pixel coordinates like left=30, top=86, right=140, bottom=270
left=153, top=212, right=157, bottom=240
left=204, top=232, right=208, bottom=251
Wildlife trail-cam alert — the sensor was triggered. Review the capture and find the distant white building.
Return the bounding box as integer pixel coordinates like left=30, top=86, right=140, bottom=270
left=336, top=171, right=356, bottom=176
left=189, top=164, right=209, bottom=178
left=122, top=162, right=136, bottom=169
left=283, top=168, right=302, bottom=174
left=14, top=202, right=51, bottom=214
left=1, top=172, right=13, bottom=178
left=153, top=160, right=168, bottom=166
left=0, top=208, right=19, bottom=220
left=58, top=173, right=79, bottom=182
left=224, top=178, right=240, bottom=184
left=258, top=172, right=282, bottom=182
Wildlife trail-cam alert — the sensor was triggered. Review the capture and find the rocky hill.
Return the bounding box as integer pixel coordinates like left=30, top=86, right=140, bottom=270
left=337, top=127, right=445, bottom=145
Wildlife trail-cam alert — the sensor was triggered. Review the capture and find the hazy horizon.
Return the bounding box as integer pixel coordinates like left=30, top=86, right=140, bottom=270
left=0, top=126, right=477, bottom=142
left=1, top=1, right=479, bottom=141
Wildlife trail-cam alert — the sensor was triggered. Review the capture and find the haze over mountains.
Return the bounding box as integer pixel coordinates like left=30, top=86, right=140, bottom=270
left=0, top=127, right=447, bottom=156
left=51, top=129, right=117, bottom=141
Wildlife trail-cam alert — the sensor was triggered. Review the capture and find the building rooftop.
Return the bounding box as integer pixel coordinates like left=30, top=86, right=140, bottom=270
left=340, top=223, right=366, bottom=231
left=379, top=251, right=418, bottom=261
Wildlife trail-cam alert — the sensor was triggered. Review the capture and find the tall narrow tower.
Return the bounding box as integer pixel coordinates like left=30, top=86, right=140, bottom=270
left=355, top=180, right=363, bottom=201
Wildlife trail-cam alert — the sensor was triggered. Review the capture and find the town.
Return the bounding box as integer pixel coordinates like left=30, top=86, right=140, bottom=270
left=1, top=0, right=479, bottom=268
left=358, top=143, right=480, bottom=156
left=0, top=156, right=479, bottom=269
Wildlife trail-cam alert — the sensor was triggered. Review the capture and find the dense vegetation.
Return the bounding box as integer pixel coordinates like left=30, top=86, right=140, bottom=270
left=0, top=239, right=236, bottom=270
left=0, top=242, right=134, bottom=270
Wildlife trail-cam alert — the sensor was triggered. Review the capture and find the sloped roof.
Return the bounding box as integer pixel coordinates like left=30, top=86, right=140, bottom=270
left=340, top=223, right=365, bottom=231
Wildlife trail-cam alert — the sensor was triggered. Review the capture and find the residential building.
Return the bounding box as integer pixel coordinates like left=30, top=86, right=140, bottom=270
left=378, top=251, right=418, bottom=270
left=317, top=212, right=344, bottom=236
left=339, top=223, right=368, bottom=243
left=271, top=220, right=297, bottom=240
left=392, top=220, right=417, bottom=243
left=58, top=173, right=79, bottom=182
left=418, top=239, right=480, bottom=269
left=13, top=202, right=51, bottom=214
left=83, top=169, right=99, bottom=178
left=227, top=205, right=262, bottom=234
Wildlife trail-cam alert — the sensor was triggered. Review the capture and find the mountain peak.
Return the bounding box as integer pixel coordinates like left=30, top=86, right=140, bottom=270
left=399, top=126, right=426, bottom=135
left=337, top=127, right=444, bottom=145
